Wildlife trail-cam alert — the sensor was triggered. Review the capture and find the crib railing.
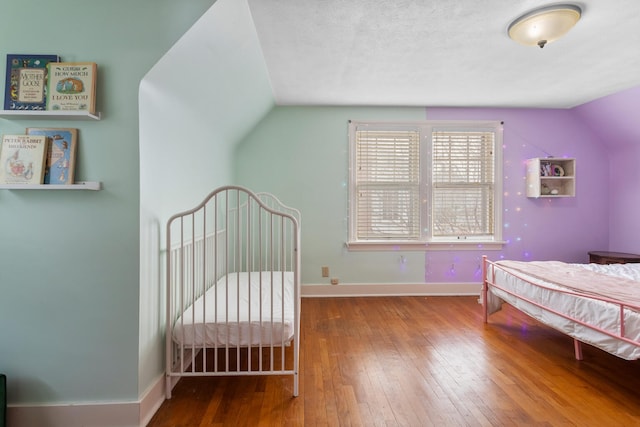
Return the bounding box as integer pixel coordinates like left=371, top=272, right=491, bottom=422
left=167, top=230, right=226, bottom=318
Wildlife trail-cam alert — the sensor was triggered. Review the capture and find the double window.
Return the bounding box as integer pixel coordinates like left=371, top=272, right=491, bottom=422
left=348, top=120, right=503, bottom=250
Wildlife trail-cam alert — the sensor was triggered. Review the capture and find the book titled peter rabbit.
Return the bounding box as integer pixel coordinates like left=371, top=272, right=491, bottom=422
left=0, top=134, right=48, bottom=184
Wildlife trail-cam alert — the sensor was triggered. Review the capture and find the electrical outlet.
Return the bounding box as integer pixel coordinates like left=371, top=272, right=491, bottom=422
left=321, top=266, right=329, bottom=277
left=330, top=278, right=339, bottom=285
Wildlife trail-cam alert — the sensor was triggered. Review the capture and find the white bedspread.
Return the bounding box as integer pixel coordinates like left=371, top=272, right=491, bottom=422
left=173, top=271, right=295, bottom=347
left=578, top=262, right=640, bottom=282
left=486, top=261, right=640, bottom=360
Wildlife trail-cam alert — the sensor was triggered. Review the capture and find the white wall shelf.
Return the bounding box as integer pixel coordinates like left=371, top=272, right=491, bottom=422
left=0, top=110, right=101, bottom=120
left=0, top=181, right=101, bottom=190
left=1, top=110, right=102, bottom=187
left=526, top=157, right=576, bottom=198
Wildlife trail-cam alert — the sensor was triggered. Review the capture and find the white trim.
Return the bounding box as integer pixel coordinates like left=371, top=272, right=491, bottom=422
left=139, top=375, right=167, bottom=427
left=7, top=375, right=168, bottom=427
left=345, top=241, right=505, bottom=251
left=8, top=402, right=140, bottom=427
left=302, top=282, right=481, bottom=297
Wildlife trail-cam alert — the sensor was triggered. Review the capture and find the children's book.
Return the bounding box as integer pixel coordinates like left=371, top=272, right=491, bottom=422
left=46, top=62, right=97, bottom=114
left=26, top=127, right=78, bottom=184
left=0, top=134, right=48, bottom=184
left=4, top=54, right=60, bottom=110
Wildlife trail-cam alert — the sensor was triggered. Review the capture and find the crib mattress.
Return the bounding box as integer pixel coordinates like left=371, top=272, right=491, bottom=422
left=172, top=271, right=295, bottom=347
left=487, top=262, right=640, bottom=360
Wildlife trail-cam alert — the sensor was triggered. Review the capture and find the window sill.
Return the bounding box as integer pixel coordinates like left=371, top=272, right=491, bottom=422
left=345, top=241, right=505, bottom=251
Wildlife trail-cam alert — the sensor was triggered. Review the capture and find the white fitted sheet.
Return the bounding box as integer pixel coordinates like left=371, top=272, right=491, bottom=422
left=173, top=271, right=295, bottom=347
left=487, top=261, right=640, bottom=360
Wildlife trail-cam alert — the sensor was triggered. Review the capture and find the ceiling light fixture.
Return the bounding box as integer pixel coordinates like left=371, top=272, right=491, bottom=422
left=508, top=4, right=582, bottom=48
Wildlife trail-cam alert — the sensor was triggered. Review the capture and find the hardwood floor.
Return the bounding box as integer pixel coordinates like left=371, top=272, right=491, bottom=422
left=147, top=296, right=640, bottom=426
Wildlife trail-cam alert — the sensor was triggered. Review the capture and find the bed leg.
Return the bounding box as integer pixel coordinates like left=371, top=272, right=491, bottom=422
left=482, top=255, right=488, bottom=323
left=573, top=339, right=584, bottom=361
left=482, top=287, right=488, bottom=323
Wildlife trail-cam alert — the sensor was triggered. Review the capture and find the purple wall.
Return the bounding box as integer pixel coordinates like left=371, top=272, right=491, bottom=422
left=573, top=86, right=640, bottom=254
left=424, top=107, right=609, bottom=280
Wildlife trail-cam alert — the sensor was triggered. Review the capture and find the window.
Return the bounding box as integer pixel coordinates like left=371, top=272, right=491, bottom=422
left=348, top=120, right=503, bottom=250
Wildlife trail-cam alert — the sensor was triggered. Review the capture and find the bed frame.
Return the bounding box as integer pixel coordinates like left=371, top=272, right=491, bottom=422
left=165, top=186, right=301, bottom=398
left=482, top=256, right=640, bottom=361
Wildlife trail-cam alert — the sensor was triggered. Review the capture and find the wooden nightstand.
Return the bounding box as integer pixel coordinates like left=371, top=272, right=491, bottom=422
left=588, top=251, right=640, bottom=265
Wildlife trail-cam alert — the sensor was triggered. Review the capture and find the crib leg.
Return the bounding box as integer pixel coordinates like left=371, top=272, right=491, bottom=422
left=573, top=339, right=583, bottom=360
left=165, top=375, right=172, bottom=399
left=293, top=371, right=299, bottom=397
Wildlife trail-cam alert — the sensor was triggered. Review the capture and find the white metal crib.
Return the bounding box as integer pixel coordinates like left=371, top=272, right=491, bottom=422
left=165, top=186, right=301, bottom=398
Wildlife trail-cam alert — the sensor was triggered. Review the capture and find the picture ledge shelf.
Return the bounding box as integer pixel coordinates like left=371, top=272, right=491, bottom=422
left=0, top=110, right=101, bottom=120
left=0, top=181, right=101, bottom=190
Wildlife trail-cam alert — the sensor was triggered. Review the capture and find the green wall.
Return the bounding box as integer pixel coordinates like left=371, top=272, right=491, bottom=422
left=0, top=0, right=216, bottom=405
left=235, top=106, right=430, bottom=285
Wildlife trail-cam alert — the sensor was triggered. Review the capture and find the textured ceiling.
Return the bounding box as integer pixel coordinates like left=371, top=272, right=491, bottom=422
left=248, top=0, right=640, bottom=108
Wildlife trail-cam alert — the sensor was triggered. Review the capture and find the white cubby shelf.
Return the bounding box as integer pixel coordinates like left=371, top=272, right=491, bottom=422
left=526, top=157, right=576, bottom=198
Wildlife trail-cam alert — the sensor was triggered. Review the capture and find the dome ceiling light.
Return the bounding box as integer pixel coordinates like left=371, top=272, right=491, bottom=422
left=508, top=4, right=582, bottom=48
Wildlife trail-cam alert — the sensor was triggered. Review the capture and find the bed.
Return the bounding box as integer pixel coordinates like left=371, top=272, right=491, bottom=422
left=482, top=256, right=640, bottom=360
left=165, top=186, right=301, bottom=398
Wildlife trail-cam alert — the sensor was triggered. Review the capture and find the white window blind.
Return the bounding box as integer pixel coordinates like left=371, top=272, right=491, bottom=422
left=348, top=120, right=502, bottom=249
left=355, top=129, right=420, bottom=240
left=431, top=130, right=495, bottom=238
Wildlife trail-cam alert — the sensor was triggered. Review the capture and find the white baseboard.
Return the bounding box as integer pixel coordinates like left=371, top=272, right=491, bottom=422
left=140, top=375, right=167, bottom=427
left=7, top=375, right=167, bottom=427
left=8, top=401, right=140, bottom=427
left=302, top=282, right=482, bottom=297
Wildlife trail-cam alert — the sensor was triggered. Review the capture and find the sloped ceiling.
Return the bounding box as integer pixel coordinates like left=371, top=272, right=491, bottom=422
left=248, top=0, right=640, bottom=108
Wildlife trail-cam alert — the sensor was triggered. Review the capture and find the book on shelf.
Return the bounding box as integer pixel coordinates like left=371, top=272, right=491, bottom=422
left=0, top=134, right=48, bottom=184
left=26, top=127, right=78, bottom=185
left=46, top=62, right=97, bottom=114
left=3, top=54, right=61, bottom=111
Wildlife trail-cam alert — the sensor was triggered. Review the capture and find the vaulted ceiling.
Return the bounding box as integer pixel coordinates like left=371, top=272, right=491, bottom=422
left=248, top=0, right=640, bottom=108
